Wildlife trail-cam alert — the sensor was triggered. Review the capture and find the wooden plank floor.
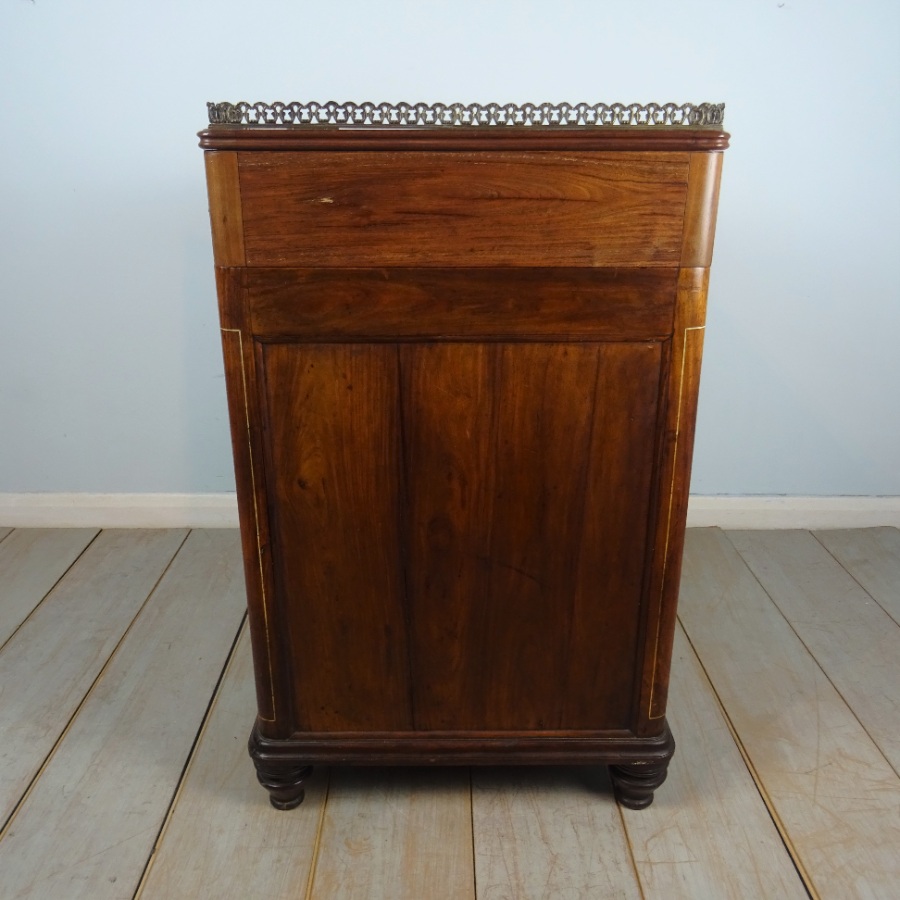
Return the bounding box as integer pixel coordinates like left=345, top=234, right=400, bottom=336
left=0, top=526, right=897, bottom=899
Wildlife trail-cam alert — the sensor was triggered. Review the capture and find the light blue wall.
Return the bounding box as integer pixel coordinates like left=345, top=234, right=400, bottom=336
left=1, top=1, right=898, bottom=495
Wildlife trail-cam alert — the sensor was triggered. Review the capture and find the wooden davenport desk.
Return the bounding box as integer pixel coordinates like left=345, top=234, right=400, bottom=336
left=199, top=101, right=728, bottom=810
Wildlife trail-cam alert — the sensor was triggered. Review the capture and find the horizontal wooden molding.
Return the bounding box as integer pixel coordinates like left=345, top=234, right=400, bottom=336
left=0, top=494, right=897, bottom=530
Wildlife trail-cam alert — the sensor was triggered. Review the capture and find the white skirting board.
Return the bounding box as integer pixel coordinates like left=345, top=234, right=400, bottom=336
left=0, top=494, right=240, bottom=529
left=0, top=493, right=898, bottom=530
left=685, top=496, right=900, bottom=529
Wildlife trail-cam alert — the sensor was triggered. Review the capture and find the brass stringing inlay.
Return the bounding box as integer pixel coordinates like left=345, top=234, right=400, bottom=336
left=221, top=327, right=276, bottom=723
left=647, top=323, right=705, bottom=719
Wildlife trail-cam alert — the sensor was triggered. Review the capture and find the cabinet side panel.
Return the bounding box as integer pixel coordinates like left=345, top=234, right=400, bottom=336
left=238, top=151, right=690, bottom=267
left=681, top=152, right=723, bottom=267
left=216, top=269, right=281, bottom=727
left=204, top=152, right=246, bottom=267
left=563, top=341, right=664, bottom=730
left=640, top=267, right=709, bottom=728
left=260, top=343, right=413, bottom=732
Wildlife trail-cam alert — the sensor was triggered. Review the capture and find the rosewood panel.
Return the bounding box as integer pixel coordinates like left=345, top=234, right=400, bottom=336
left=204, top=152, right=246, bottom=267
left=399, top=343, right=495, bottom=731
left=246, top=268, right=676, bottom=341
left=401, top=343, right=604, bottom=730
left=217, top=269, right=283, bottom=728
left=257, top=339, right=665, bottom=736
left=470, top=343, right=607, bottom=730
left=639, top=267, right=710, bottom=728
left=681, top=152, right=724, bottom=267
left=260, top=343, right=413, bottom=732
left=238, top=151, right=690, bottom=268
left=564, top=341, right=664, bottom=730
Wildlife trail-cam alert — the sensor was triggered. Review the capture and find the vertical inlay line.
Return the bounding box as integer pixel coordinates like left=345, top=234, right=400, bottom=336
left=221, top=327, right=276, bottom=722
left=647, top=323, right=705, bottom=718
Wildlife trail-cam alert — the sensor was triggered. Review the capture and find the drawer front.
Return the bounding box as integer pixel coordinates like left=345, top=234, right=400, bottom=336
left=245, top=267, right=677, bottom=341
left=238, top=150, right=690, bottom=267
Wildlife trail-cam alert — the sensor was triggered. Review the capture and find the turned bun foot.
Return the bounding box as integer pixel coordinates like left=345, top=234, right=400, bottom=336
left=248, top=728, right=312, bottom=810
left=609, top=760, right=670, bottom=810
left=256, top=762, right=313, bottom=810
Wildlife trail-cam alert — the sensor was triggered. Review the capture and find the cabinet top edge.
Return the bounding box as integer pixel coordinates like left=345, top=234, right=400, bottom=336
left=199, top=100, right=729, bottom=152
left=199, top=127, right=729, bottom=152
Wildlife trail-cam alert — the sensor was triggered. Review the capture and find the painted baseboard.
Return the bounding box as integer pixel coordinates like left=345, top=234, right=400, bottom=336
left=0, top=493, right=240, bottom=529
left=686, top=495, right=900, bottom=529
left=0, top=493, right=898, bottom=530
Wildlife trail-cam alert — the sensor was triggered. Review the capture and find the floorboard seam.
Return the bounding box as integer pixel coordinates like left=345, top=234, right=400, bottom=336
left=132, top=609, right=249, bottom=899
left=468, top=767, right=477, bottom=900
left=303, top=768, right=331, bottom=900
left=723, top=530, right=900, bottom=781
left=809, top=530, right=900, bottom=629
left=0, top=528, right=102, bottom=655
left=677, top=613, right=819, bottom=900
left=0, top=528, right=191, bottom=840
left=616, top=794, right=646, bottom=900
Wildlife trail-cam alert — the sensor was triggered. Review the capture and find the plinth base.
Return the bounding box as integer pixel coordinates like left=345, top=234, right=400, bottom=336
left=248, top=722, right=675, bottom=809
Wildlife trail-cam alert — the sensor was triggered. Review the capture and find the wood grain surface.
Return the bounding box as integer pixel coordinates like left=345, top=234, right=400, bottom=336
left=680, top=152, right=724, bottom=267
left=137, top=624, right=328, bottom=900
left=258, top=340, right=665, bottom=734
left=622, top=625, right=808, bottom=899
left=815, top=526, right=900, bottom=625
left=0, top=529, right=187, bottom=824
left=262, top=343, right=413, bottom=732
left=204, top=151, right=246, bottom=267
left=0, top=530, right=246, bottom=899
left=727, top=528, right=900, bottom=772
left=639, top=267, right=709, bottom=726
left=0, top=527, right=98, bottom=647
left=309, top=767, right=474, bottom=900
left=562, top=341, right=663, bottom=730
left=246, top=267, right=677, bottom=341
left=678, top=528, right=900, bottom=898
left=238, top=151, right=690, bottom=267
left=408, top=342, right=601, bottom=730
left=473, top=766, right=641, bottom=899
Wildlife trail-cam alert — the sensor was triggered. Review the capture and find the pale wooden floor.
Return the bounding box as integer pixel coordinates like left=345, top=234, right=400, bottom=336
left=0, top=527, right=897, bottom=899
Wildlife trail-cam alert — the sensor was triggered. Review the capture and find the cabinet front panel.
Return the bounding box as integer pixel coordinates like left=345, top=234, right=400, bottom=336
left=238, top=151, right=690, bottom=267
left=402, top=341, right=663, bottom=731
left=261, top=343, right=414, bottom=732
left=259, top=339, right=663, bottom=733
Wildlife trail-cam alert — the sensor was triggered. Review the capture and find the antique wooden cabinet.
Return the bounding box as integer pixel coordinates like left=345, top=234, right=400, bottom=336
left=199, top=101, right=728, bottom=810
